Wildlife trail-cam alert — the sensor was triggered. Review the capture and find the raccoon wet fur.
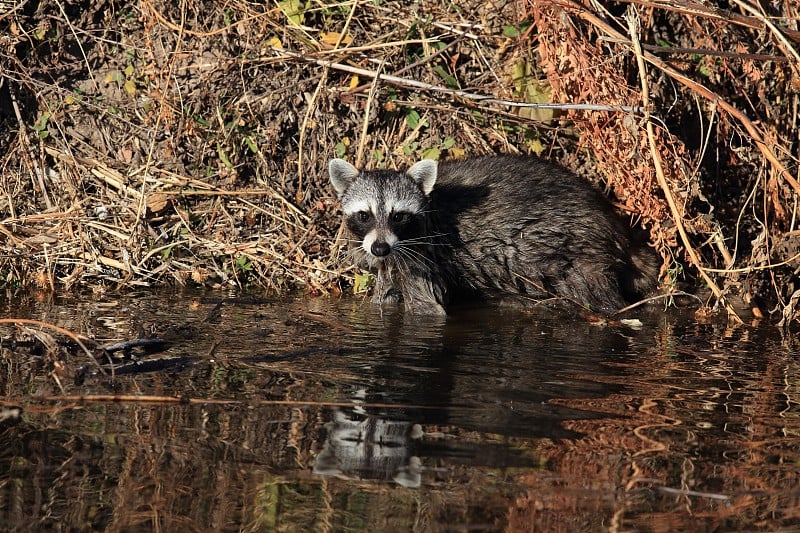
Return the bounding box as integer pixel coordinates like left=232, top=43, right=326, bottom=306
left=329, top=154, right=660, bottom=315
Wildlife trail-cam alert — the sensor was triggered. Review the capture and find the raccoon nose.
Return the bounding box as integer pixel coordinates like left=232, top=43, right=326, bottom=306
left=371, top=241, right=391, bottom=257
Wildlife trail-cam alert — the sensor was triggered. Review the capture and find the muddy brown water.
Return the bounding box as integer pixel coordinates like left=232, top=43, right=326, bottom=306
left=1, top=289, right=799, bottom=531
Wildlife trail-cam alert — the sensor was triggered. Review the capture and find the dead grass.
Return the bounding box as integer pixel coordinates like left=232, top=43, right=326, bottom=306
left=1, top=0, right=799, bottom=321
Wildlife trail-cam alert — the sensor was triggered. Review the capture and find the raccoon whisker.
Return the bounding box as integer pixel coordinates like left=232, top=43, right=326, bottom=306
left=394, top=244, right=435, bottom=268
left=395, top=248, right=429, bottom=276
left=398, top=234, right=439, bottom=242
left=343, top=250, right=361, bottom=262
left=344, top=248, right=368, bottom=267
left=394, top=247, right=422, bottom=265
left=398, top=236, right=449, bottom=246
left=342, top=245, right=362, bottom=256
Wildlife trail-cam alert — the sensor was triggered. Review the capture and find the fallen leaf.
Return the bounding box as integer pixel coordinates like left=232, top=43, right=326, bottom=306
left=320, top=31, right=353, bottom=46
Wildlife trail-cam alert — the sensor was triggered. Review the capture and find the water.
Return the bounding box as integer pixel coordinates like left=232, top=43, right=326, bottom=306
left=1, top=289, right=799, bottom=531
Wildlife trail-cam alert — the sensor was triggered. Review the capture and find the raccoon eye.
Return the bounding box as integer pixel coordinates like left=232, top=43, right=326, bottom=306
left=356, top=211, right=372, bottom=223
left=390, top=212, right=411, bottom=225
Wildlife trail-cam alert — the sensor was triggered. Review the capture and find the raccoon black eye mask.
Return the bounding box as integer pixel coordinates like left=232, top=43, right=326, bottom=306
left=329, top=155, right=659, bottom=316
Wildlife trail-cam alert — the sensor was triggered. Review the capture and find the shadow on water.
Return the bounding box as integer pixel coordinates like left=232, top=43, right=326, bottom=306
left=2, top=288, right=800, bottom=531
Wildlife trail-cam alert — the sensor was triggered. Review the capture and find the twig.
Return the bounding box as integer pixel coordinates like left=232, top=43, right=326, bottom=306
left=272, top=48, right=642, bottom=114
left=614, top=0, right=800, bottom=43
left=141, top=0, right=271, bottom=37
left=561, top=0, right=800, bottom=198
left=599, top=37, right=789, bottom=62
left=654, top=486, right=732, bottom=501
left=355, top=59, right=384, bottom=167
left=0, top=319, right=104, bottom=374
left=431, top=21, right=483, bottom=40
left=297, top=0, right=360, bottom=198
left=625, top=8, right=741, bottom=322
left=19, top=394, right=453, bottom=410
left=348, top=36, right=464, bottom=94
left=53, top=0, right=98, bottom=92
left=612, top=290, right=704, bottom=315
left=297, top=70, right=328, bottom=201
left=731, top=0, right=800, bottom=76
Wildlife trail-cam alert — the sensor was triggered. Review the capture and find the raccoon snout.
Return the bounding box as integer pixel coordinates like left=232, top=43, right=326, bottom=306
left=371, top=241, right=392, bottom=257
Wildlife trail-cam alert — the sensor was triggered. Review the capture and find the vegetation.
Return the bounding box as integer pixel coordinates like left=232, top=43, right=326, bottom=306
left=1, top=1, right=799, bottom=322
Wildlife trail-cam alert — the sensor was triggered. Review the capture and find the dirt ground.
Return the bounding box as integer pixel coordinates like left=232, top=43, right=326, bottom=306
left=1, top=0, right=799, bottom=323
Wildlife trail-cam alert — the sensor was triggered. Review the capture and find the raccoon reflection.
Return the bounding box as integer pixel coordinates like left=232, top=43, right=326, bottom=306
left=329, top=154, right=659, bottom=315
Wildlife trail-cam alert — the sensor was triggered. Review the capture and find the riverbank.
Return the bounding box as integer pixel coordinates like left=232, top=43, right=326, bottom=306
left=2, top=1, right=798, bottom=321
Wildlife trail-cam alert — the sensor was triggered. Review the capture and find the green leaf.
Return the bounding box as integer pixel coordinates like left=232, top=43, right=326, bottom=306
left=335, top=142, right=347, bottom=158
left=278, top=0, right=305, bottom=27
left=401, top=142, right=418, bottom=156
left=432, top=65, right=458, bottom=89
left=503, top=20, right=530, bottom=38
left=696, top=59, right=712, bottom=78
left=405, top=109, right=421, bottom=129
left=235, top=255, right=252, bottom=272
left=33, top=112, right=50, bottom=139
left=502, top=25, right=519, bottom=38
left=421, top=146, right=440, bottom=160
left=244, top=136, right=258, bottom=153
left=217, top=143, right=233, bottom=169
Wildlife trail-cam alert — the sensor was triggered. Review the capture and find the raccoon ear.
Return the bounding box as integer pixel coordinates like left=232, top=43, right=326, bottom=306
left=328, top=159, right=360, bottom=196
left=406, top=159, right=437, bottom=196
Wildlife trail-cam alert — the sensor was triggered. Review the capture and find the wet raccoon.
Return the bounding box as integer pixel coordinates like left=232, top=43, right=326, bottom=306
left=329, top=155, right=659, bottom=315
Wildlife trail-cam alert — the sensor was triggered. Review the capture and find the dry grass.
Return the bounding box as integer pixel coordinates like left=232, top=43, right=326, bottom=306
left=1, top=0, right=799, bottom=321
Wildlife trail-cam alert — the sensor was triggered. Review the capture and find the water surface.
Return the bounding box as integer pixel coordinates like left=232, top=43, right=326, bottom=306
left=1, top=289, right=799, bottom=531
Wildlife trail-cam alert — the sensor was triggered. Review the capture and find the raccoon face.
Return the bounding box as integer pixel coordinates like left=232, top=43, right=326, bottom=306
left=328, top=159, right=437, bottom=263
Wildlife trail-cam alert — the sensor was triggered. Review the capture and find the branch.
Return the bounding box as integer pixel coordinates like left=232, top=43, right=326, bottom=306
left=271, top=48, right=643, bottom=114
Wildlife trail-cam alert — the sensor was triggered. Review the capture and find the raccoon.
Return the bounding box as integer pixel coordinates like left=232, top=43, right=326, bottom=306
left=329, top=154, right=659, bottom=315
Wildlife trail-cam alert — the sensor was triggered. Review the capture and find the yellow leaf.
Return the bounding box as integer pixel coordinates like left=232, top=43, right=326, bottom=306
left=348, top=75, right=359, bottom=90
left=353, top=272, right=373, bottom=294
left=512, top=60, right=554, bottom=123
left=449, top=147, right=466, bottom=159
left=526, top=137, right=545, bottom=156
left=267, top=36, right=283, bottom=49
left=321, top=31, right=352, bottom=46
left=123, top=79, right=136, bottom=95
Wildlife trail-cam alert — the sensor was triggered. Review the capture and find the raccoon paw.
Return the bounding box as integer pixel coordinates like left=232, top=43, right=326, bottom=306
left=404, top=299, right=447, bottom=316
left=374, top=287, right=403, bottom=304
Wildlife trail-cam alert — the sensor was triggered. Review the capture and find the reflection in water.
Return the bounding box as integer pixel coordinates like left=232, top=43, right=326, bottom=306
left=313, top=403, right=424, bottom=488
left=2, top=289, right=800, bottom=530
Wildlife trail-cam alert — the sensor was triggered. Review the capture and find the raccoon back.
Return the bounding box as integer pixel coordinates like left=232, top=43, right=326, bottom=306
left=429, top=155, right=659, bottom=310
